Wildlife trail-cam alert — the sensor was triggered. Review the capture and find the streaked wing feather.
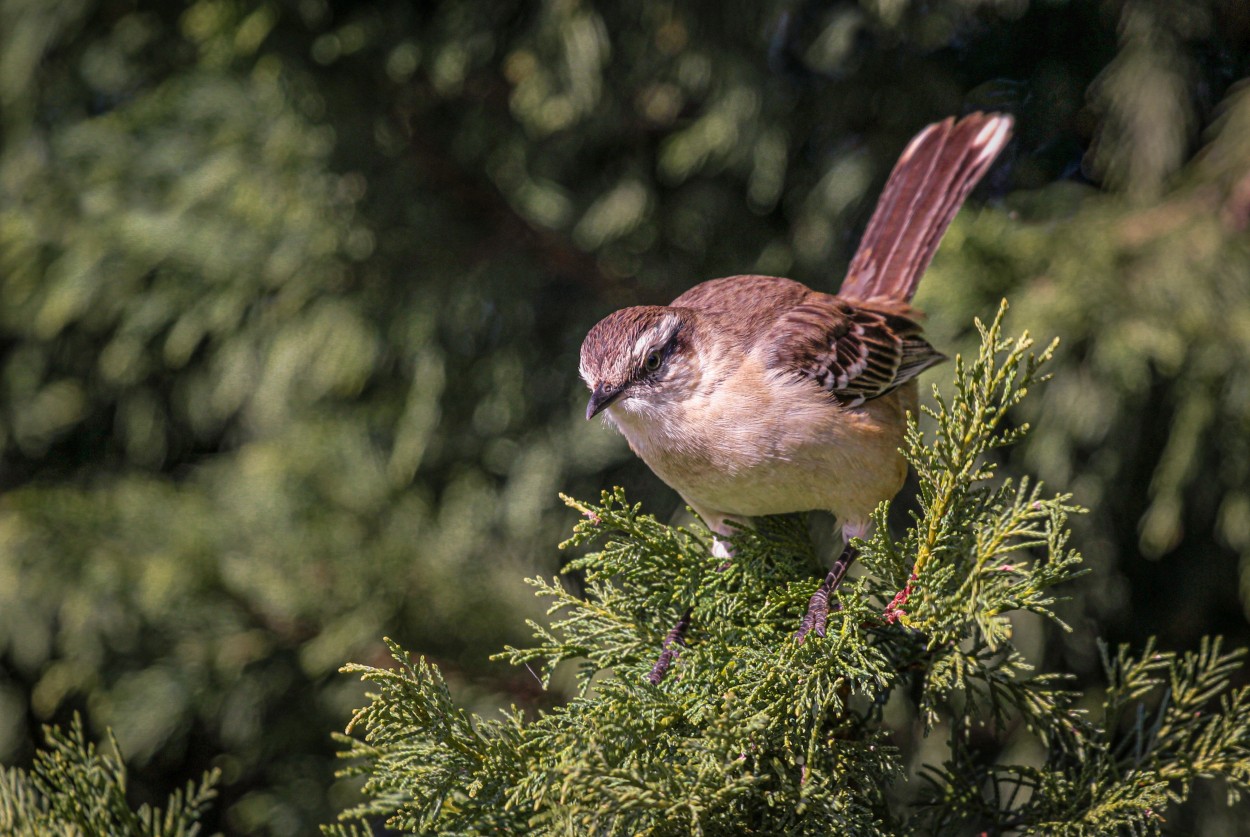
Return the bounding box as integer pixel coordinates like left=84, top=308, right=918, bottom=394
left=767, top=295, right=943, bottom=406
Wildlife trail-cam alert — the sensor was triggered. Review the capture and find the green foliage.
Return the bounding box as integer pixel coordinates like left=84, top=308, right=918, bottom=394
left=3, top=0, right=1250, bottom=832
left=915, top=637, right=1250, bottom=834
left=330, top=311, right=1250, bottom=834
left=915, top=88, right=1250, bottom=675
left=0, top=715, right=219, bottom=836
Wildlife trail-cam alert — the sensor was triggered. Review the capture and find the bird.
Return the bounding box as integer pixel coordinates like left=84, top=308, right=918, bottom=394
left=579, top=112, right=1014, bottom=646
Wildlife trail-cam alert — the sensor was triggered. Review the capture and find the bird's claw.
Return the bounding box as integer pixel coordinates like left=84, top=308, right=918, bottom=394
left=795, top=540, right=859, bottom=643
left=647, top=608, right=693, bottom=685
left=796, top=583, right=831, bottom=643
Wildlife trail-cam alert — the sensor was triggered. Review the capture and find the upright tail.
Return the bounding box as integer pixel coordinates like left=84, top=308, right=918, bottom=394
left=839, top=112, right=1013, bottom=303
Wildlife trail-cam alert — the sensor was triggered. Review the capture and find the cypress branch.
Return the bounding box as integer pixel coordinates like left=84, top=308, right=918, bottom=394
left=0, top=715, right=219, bottom=837
left=327, top=303, right=1250, bottom=835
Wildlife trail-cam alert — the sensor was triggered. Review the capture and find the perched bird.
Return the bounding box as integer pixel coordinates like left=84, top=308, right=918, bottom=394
left=579, top=112, right=1013, bottom=644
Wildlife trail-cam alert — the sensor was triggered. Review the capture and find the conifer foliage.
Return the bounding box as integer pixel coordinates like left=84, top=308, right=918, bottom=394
left=0, top=715, right=219, bottom=836
left=328, top=304, right=1250, bottom=834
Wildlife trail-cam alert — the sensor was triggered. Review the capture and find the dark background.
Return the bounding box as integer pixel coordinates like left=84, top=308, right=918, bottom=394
left=2, top=0, right=1249, bottom=832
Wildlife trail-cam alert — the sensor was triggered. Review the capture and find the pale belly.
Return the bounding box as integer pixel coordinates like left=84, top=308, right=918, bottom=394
left=645, top=432, right=907, bottom=525
left=612, top=382, right=913, bottom=531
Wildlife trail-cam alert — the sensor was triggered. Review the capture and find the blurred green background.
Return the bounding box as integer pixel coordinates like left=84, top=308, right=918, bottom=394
left=2, top=0, right=1249, bottom=832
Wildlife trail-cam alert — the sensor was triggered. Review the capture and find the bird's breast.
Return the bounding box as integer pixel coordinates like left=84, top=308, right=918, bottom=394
left=608, top=360, right=911, bottom=523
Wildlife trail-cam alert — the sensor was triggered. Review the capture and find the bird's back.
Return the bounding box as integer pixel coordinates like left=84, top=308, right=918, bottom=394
left=671, top=275, right=810, bottom=352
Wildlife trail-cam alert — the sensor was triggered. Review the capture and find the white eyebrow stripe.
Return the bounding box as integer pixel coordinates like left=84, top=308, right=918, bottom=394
left=632, top=313, right=682, bottom=360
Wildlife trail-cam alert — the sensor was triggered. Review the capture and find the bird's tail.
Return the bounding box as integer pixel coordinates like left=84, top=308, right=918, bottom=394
left=838, top=112, right=1013, bottom=303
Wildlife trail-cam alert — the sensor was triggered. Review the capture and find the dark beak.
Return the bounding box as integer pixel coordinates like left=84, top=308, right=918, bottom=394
left=586, top=383, right=623, bottom=420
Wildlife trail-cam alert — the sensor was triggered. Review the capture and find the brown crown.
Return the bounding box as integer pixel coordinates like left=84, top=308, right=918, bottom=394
left=579, top=306, right=686, bottom=388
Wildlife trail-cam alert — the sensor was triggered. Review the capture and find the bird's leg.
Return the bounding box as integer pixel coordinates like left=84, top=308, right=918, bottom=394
left=647, top=607, right=693, bottom=685
left=704, top=511, right=748, bottom=569
left=647, top=517, right=739, bottom=684
left=647, top=515, right=753, bottom=683
left=796, top=521, right=870, bottom=643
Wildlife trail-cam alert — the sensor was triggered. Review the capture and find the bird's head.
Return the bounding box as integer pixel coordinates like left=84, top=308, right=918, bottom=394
left=579, top=306, right=694, bottom=422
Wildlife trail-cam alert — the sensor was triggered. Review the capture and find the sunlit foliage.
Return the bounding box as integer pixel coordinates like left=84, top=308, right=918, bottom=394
left=328, top=314, right=1250, bottom=835
left=2, top=0, right=1249, bottom=832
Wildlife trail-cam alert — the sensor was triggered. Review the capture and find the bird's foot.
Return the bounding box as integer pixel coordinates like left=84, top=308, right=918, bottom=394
left=796, top=578, right=835, bottom=642
left=647, top=607, right=693, bottom=685
left=794, top=540, right=860, bottom=643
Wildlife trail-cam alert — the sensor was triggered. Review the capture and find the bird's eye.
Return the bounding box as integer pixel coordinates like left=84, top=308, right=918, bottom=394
left=643, top=351, right=662, bottom=372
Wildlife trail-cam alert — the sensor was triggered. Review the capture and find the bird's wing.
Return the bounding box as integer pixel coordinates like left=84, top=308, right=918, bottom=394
left=764, top=295, right=944, bottom=406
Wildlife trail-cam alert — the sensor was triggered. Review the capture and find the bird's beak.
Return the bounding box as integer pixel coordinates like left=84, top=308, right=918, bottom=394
left=586, top=383, right=623, bottom=420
